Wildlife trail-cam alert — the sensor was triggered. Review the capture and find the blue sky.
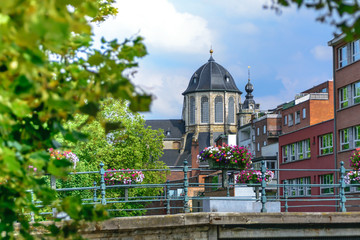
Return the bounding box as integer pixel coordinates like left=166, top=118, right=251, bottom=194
left=93, top=0, right=335, bottom=119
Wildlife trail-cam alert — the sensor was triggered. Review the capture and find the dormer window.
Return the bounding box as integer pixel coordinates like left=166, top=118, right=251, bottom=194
left=166, top=130, right=171, bottom=136
left=225, top=76, right=230, bottom=82
left=193, top=77, right=197, bottom=84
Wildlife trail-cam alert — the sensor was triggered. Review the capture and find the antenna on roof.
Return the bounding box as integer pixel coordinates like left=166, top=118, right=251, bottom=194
left=248, top=66, right=251, bottom=82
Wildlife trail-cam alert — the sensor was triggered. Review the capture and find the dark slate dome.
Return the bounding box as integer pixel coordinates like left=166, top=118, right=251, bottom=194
left=182, top=54, right=242, bottom=95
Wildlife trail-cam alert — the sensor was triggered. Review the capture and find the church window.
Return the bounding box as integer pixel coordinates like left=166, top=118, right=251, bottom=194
left=201, top=97, right=209, bottom=123
left=215, top=96, right=223, bottom=123
left=228, top=97, right=234, bottom=124
left=189, top=97, right=195, bottom=124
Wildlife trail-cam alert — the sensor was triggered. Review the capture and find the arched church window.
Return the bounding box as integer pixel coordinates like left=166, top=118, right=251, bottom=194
left=215, top=96, right=223, bottom=123
left=201, top=96, right=209, bottom=123
left=228, top=97, right=234, bottom=124
left=189, top=97, right=195, bottom=124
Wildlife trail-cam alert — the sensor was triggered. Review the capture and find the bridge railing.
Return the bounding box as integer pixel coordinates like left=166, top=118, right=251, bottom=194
left=27, top=160, right=360, bottom=220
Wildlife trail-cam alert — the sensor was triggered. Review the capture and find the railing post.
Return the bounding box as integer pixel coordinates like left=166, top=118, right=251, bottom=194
left=183, top=159, right=189, bottom=213
left=50, top=175, right=57, bottom=217
left=166, top=180, right=170, bottom=215
left=30, top=190, right=35, bottom=222
left=100, top=162, right=106, bottom=205
left=260, top=160, right=267, bottom=213
left=284, top=180, right=288, bottom=212
left=93, top=181, right=97, bottom=203
left=339, top=161, right=346, bottom=212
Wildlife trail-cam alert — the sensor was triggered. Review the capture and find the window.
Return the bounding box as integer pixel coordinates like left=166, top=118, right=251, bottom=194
left=282, top=146, right=288, bottom=162
left=352, top=39, right=360, bottom=62
left=354, top=81, right=360, bottom=104
left=201, top=97, right=209, bottom=123
left=263, top=141, right=267, bottom=146
left=302, top=108, right=306, bottom=119
left=338, top=45, right=348, bottom=68
left=295, top=111, right=300, bottom=124
left=214, top=96, right=223, bottom=123
left=263, top=125, right=266, bottom=134
left=257, top=128, right=259, bottom=136
left=284, top=115, right=287, bottom=125
left=340, top=128, right=350, bottom=151
left=320, top=174, right=334, bottom=194
left=287, top=177, right=311, bottom=197
left=305, top=139, right=311, bottom=158
left=228, top=97, right=234, bottom=124
left=257, top=143, right=260, bottom=151
left=319, top=133, right=333, bottom=155
left=288, top=114, right=293, bottom=126
left=289, top=143, right=296, bottom=161
left=320, top=88, right=327, bottom=93
left=338, top=39, right=360, bottom=68
left=297, top=141, right=304, bottom=160
left=355, top=126, right=360, bottom=148
left=189, top=97, right=195, bottom=124
left=339, top=86, right=349, bottom=109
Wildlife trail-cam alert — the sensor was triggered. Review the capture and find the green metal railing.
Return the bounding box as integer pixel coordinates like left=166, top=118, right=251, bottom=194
left=27, top=160, right=360, bottom=220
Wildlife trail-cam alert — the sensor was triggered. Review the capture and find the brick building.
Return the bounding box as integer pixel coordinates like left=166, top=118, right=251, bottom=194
left=328, top=36, right=360, bottom=171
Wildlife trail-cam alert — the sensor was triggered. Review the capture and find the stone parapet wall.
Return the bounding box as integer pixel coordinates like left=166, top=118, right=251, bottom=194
left=73, top=212, right=360, bottom=239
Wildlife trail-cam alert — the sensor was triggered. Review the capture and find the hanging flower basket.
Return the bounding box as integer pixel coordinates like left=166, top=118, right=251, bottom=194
left=349, top=148, right=360, bottom=170
left=104, top=169, right=145, bottom=185
left=197, top=144, right=252, bottom=170
left=235, top=169, right=274, bottom=185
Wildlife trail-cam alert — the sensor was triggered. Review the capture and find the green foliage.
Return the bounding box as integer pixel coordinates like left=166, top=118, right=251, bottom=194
left=56, top=99, right=167, bottom=217
left=266, top=0, right=360, bottom=40
left=0, top=0, right=151, bottom=238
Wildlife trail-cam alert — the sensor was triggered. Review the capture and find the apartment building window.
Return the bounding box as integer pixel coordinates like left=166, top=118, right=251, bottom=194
left=302, top=108, right=306, bottom=119
left=339, top=86, right=349, bottom=109
left=352, top=39, right=360, bottom=62
left=257, top=143, right=260, bottom=151
left=263, top=141, right=267, bottom=146
left=263, top=125, right=266, bottom=134
left=338, top=45, right=348, bottom=68
left=282, top=139, right=311, bottom=163
left=295, top=111, right=300, bottom=124
left=354, top=81, right=360, bottom=104
left=257, top=127, right=259, bottom=136
left=287, top=177, right=311, bottom=196
left=288, top=113, right=293, bottom=126
left=320, top=174, right=334, bottom=194
left=319, top=133, right=333, bottom=155
left=340, top=128, right=350, bottom=151
left=340, top=125, right=360, bottom=150
left=284, top=115, right=287, bottom=125
left=338, top=39, right=360, bottom=68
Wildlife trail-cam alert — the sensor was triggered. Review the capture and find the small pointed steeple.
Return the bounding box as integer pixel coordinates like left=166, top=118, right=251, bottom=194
left=208, top=47, right=215, bottom=62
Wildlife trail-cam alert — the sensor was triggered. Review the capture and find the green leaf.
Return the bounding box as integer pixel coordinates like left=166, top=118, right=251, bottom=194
left=79, top=102, right=99, bottom=117
left=88, top=51, right=104, bottom=66
left=11, top=99, right=31, bottom=117
left=105, top=121, right=123, bottom=134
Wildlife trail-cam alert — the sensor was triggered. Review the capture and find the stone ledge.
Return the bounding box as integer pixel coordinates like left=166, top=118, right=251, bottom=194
left=79, top=212, right=360, bottom=233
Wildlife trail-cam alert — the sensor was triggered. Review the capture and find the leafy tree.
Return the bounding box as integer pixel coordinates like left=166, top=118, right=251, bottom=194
left=266, top=0, right=360, bottom=40
left=0, top=0, right=151, bottom=238
left=56, top=99, right=167, bottom=216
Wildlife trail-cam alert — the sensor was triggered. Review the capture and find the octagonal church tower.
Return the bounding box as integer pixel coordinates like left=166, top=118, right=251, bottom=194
left=182, top=50, right=242, bottom=145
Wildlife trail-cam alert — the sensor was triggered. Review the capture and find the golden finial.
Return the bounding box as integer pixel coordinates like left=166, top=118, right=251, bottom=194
left=210, top=47, right=213, bottom=55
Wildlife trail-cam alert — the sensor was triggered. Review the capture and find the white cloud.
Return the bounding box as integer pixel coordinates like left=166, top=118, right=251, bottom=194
left=131, top=67, right=188, bottom=119
left=235, top=22, right=259, bottom=35
left=93, top=0, right=213, bottom=54
left=311, top=45, right=332, bottom=61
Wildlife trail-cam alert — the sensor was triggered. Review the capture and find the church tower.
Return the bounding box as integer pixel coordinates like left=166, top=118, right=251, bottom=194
left=182, top=50, right=242, bottom=145
left=238, top=66, right=260, bottom=126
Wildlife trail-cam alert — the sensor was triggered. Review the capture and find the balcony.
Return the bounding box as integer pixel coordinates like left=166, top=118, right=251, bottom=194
left=267, top=130, right=282, bottom=138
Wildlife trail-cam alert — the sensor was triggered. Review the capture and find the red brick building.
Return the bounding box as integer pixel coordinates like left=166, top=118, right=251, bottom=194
left=279, top=119, right=335, bottom=212
left=328, top=36, right=360, bottom=170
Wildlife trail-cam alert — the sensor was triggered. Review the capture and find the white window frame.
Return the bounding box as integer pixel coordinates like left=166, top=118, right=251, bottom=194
left=287, top=177, right=311, bottom=197
left=284, top=115, right=287, bottom=125
left=295, top=111, right=300, bottom=124
left=305, top=139, right=311, bottom=158
left=282, top=146, right=288, bottom=163
left=354, top=125, right=360, bottom=148
left=340, top=128, right=350, bottom=151
left=319, top=133, right=333, bottom=156
left=354, top=81, right=360, bottom=105
left=302, top=108, right=306, bottom=119
left=320, top=174, right=334, bottom=195
left=297, top=141, right=304, bottom=160
left=339, top=86, right=349, bottom=109
left=288, top=114, right=293, bottom=126
left=289, top=143, right=296, bottom=161
left=352, top=39, right=360, bottom=62
left=338, top=45, right=348, bottom=68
